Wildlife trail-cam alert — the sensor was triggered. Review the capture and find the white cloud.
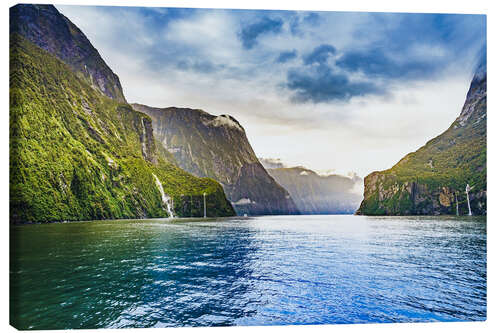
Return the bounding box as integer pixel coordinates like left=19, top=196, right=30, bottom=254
left=163, top=11, right=242, bottom=62
left=56, top=5, right=481, bottom=179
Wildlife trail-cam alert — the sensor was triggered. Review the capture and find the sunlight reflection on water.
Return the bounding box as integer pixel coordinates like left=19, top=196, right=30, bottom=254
left=10, top=215, right=486, bottom=329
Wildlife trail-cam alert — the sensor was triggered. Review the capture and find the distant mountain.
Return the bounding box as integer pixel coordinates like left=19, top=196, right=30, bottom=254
left=10, top=4, right=126, bottom=102
left=357, top=55, right=486, bottom=216
left=265, top=166, right=363, bottom=214
left=10, top=4, right=234, bottom=223
left=259, top=158, right=287, bottom=169
left=131, top=104, right=299, bottom=216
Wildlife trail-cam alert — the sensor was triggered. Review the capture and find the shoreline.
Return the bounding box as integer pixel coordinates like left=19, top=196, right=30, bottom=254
left=10, top=213, right=487, bottom=226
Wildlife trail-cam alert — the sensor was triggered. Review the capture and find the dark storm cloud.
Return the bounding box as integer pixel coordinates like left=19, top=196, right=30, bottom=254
left=286, top=65, right=383, bottom=103
left=290, top=12, right=321, bottom=35
left=303, top=44, right=336, bottom=65
left=239, top=16, right=284, bottom=49
left=336, top=47, right=441, bottom=80
left=57, top=6, right=486, bottom=107
left=336, top=13, right=486, bottom=81
left=276, top=50, right=297, bottom=63
left=283, top=13, right=485, bottom=104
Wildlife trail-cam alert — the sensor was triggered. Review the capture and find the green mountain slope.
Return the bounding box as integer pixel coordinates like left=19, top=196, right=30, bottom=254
left=357, top=58, right=486, bottom=216
left=10, top=4, right=126, bottom=102
left=10, top=33, right=234, bottom=223
left=265, top=166, right=363, bottom=214
left=131, top=104, right=299, bottom=216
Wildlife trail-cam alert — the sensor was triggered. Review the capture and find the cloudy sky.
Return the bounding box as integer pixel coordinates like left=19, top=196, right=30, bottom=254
left=57, top=5, right=486, bottom=177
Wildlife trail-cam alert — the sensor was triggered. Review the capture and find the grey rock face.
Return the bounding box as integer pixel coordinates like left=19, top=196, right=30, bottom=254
left=131, top=103, right=299, bottom=216
left=10, top=4, right=126, bottom=102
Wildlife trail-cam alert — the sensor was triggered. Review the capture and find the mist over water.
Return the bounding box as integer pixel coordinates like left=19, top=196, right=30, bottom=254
left=10, top=215, right=486, bottom=329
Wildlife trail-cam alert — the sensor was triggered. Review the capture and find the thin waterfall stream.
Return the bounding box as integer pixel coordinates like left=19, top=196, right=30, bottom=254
left=152, top=173, right=174, bottom=218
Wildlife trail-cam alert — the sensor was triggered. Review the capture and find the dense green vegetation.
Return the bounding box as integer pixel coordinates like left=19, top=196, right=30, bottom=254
left=357, top=66, right=486, bottom=216
left=10, top=4, right=126, bottom=102
left=10, top=34, right=234, bottom=223
left=381, top=113, right=485, bottom=191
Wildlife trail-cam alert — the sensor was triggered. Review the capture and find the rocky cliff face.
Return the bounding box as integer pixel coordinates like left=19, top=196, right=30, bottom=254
left=357, top=56, right=486, bottom=216
left=10, top=4, right=126, bottom=102
left=131, top=104, right=299, bottom=216
left=10, top=7, right=234, bottom=223
left=266, top=166, right=363, bottom=214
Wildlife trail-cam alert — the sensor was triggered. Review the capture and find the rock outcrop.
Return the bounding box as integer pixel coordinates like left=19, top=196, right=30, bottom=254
left=131, top=104, right=299, bottom=216
left=357, top=53, right=486, bottom=216
left=10, top=4, right=126, bottom=102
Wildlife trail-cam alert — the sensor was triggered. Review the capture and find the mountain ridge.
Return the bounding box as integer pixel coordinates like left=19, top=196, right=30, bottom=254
left=131, top=103, right=300, bottom=216
left=264, top=165, right=363, bottom=214
left=10, top=5, right=235, bottom=223
left=10, top=4, right=126, bottom=102
left=356, top=56, right=486, bottom=216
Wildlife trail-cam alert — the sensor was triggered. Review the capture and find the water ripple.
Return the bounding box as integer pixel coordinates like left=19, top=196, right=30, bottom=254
left=10, top=215, right=486, bottom=329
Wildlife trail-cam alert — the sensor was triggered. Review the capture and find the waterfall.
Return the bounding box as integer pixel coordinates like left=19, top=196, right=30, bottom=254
left=141, top=118, right=147, bottom=158
left=152, top=173, right=174, bottom=218
left=466, top=184, right=472, bottom=216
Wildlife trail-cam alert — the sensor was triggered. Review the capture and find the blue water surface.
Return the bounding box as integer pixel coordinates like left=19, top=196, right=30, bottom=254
left=10, top=215, right=486, bottom=329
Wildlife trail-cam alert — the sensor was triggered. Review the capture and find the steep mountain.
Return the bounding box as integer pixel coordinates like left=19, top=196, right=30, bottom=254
left=10, top=4, right=126, bottom=102
left=131, top=104, right=299, bottom=216
left=10, top=6, right=234, bottom=223
left=357, top=57, right=486, bottom=216
left=265, top=166, right=363, bottom=214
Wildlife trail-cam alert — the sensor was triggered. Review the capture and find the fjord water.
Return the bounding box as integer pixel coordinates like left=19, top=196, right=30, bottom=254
left=10, top=215, right=486, bottom=329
